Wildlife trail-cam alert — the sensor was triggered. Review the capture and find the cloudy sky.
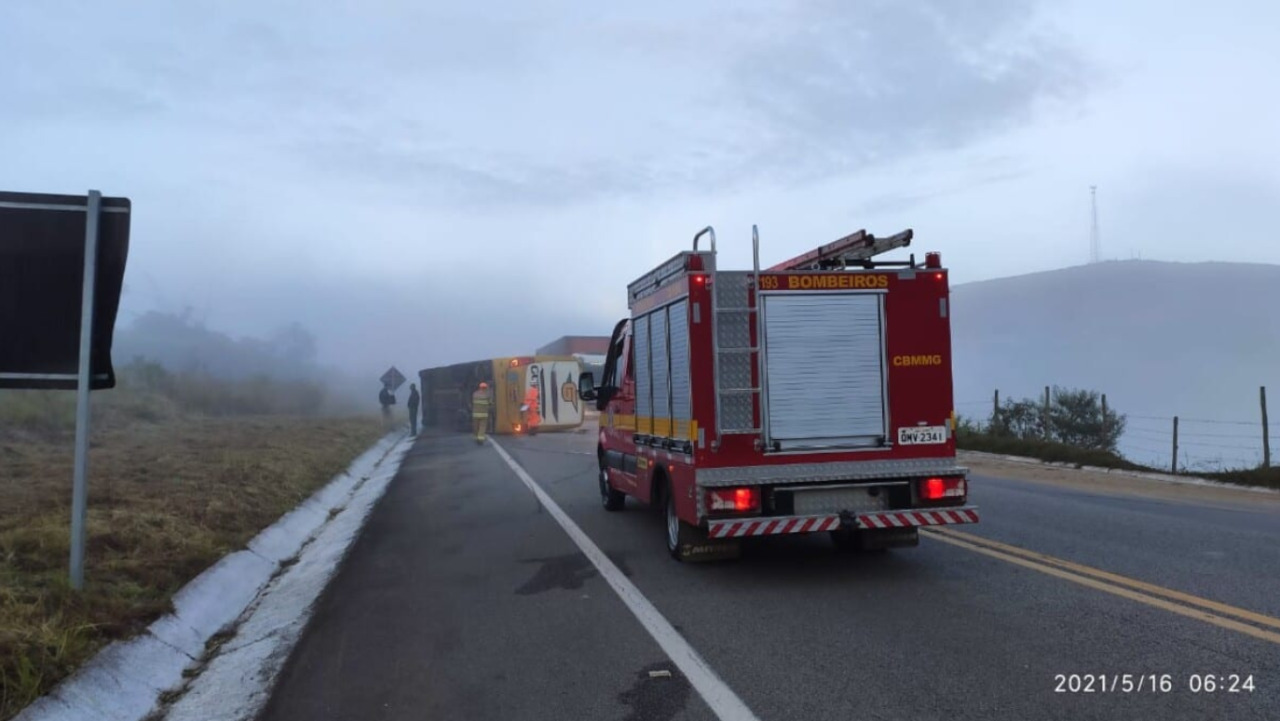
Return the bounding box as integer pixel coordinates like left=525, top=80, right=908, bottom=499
left=3, top=0, right=1278, bottom=377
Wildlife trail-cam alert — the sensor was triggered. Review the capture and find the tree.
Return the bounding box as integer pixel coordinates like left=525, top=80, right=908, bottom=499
left=270, top=322, right=318, bottom=366
left=989, top=398, right=1043, bottom=440
left=954, top=413, right=984, bottom=436
left=116, top=312, right=324, bottom=380
left=1048, top=386, right=1125, bottom=452
left=987, top=386, right=1127, bottom=452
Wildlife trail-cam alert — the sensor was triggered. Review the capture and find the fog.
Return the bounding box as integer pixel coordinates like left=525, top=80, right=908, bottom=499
left=3, top=0, right=1279, bottom=386
left=952, top=260, right=1280, bottom=471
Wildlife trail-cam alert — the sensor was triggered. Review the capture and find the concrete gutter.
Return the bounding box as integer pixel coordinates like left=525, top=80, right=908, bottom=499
left=15, top=432, right=413, bottom=721
left=959, top=449, right=1280, bottom=495
left=161, top=436, right=411, bottom=721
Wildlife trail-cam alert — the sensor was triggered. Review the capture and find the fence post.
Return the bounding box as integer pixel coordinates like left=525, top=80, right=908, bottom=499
left=1262, top=386, right=1271, bottom=469
left=1043, top=386, right=1051, bottom=439
left=1171, top=416, right=1179, bottom=474
left=993, top=389, right=1000, bottom=424
left=1101, top=393, right=1108, bottom=441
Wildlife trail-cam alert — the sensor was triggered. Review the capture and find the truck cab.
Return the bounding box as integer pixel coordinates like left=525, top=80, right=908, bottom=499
left=585, top=317, right=651, bottom=505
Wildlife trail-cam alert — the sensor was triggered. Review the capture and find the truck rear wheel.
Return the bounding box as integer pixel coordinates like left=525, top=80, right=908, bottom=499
left=664, top=485, right=739, bottom=562
left=599, top=464, right=625, bottom=511
left=665, top=489, right=695, bottom=560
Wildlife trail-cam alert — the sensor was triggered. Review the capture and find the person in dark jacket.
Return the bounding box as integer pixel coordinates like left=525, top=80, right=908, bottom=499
left=379, top=386, right=395, bottom=428
left=407, top=384, right=421, bottom=435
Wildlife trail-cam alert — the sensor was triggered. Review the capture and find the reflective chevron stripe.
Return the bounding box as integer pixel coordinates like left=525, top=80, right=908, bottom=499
left=706, top=515, right=841, bottom=539
left=857, top=508, right=980, bottom=529
left=705, top=507, right=980, bottom=539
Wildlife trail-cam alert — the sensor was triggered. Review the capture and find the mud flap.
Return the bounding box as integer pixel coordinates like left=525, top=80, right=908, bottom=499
left=678, top=537, right=742, bottom=562
left=675, top=523, right=740, bottom=562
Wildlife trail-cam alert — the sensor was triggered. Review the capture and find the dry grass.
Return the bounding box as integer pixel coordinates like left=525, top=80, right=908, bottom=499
left=956, top=430, right=1151, bottom=472
left=957, top=430, right=1280, bottom=490
left=0, top=413, right=385, bottom=720
left=1198, top=466, right=1280, bottom=490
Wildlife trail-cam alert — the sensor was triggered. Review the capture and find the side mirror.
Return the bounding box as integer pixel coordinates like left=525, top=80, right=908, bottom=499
left=578, top=372, right=598, bottom=401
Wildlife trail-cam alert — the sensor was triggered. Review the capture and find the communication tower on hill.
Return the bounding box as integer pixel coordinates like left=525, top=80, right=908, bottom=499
left=1090, top=185, right=1101, bottom=264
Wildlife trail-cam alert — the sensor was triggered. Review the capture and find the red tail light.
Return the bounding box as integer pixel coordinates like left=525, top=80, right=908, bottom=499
left=707, top=487, right=760, bottom=513
left=920, top=477, right=965, bottom=500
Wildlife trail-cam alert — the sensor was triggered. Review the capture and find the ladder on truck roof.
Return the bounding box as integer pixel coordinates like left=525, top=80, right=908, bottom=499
left=706, top=225, right=916, bottom=447
left=767, top=229, right=914, bottom=271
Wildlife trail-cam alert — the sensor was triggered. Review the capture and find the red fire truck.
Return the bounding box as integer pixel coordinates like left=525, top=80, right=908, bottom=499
left=579, top=225, right=979, bottom=560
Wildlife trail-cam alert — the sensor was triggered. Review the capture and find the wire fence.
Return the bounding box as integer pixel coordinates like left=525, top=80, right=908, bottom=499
left=956, top=388, right=1277, bottom=473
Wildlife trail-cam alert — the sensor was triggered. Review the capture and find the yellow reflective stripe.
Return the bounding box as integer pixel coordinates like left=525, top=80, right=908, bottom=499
left=632, top=417, right=699, bottom=441
left=677, top=419, right=698, bottom=441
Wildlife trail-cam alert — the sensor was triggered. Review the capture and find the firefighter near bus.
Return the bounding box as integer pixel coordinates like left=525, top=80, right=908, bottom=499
left=580, top=225, right=979, bottom=562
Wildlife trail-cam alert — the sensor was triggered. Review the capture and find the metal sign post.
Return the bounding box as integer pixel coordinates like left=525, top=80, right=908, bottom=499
left=68, top=190, right=102, bottom=590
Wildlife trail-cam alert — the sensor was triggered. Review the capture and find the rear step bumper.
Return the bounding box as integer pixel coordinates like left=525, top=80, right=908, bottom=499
left=706, top=506, right=979, bottom=539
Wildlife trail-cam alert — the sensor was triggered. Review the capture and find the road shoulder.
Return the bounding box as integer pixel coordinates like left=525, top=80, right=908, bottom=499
left=959, top=450, right=1280, bottom=510
left=257, top=432, right=716, bottom=721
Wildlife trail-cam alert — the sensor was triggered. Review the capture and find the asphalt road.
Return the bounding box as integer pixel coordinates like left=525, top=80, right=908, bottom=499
left=259, top=429, right=1280, bottom=721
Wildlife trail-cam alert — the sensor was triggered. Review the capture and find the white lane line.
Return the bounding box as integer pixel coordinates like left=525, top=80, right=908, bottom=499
left=489, top=439, right=760, bottom=721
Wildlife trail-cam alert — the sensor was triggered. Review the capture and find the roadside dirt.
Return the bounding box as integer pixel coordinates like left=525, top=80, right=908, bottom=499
left=959, top=451, right=1280, bottom=510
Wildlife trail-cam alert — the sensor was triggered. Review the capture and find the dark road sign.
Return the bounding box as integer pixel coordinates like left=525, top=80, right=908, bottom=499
left=0, top=190, right=131, bottom=390
left=381, top=366, right=407, bottom=392
left=1, top=188, right=132, bottom=590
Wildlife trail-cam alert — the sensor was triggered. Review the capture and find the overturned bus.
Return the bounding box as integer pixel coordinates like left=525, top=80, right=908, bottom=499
left=418, top=356, right=587, bottom=435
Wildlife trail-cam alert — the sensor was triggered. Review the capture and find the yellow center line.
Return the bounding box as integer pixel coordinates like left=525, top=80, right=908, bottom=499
left=924, top=529, right=1280, bottom=646
left=930, top=527, right=1280, bottom=633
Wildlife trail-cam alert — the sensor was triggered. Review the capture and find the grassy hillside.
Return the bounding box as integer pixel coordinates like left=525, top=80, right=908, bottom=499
left=0, top=365, right=386, bottom=720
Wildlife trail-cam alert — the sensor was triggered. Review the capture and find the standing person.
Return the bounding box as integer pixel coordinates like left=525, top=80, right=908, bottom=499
left=523, top=385, right=541, bottom=435
left=471, top=381, right=492, bottom=444
left=379, top=385, right=395, bottom=428
left=407, top=383, right=420, bottom=435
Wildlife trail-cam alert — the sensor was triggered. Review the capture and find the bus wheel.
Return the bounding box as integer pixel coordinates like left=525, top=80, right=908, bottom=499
left=599, top=465, right=625, bottom=511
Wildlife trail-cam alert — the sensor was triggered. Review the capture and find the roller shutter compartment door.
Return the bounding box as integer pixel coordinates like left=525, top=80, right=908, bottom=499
left=650, top=309, right=671, bottom=436
left=762, top=293, right=887, bottom=450
left=633, top=314, right=652, bottom=434
left=668, top=300, right=692, bottom=434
